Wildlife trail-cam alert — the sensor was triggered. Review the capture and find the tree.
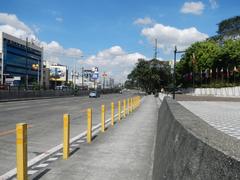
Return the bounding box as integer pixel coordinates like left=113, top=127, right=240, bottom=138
left=176, top=40, right=221, bottom=86
left=208, top=16, right=240, bottom=42
left=221, top=40, right=240, bottom=68
left=126, top=58, right=171, bottom=92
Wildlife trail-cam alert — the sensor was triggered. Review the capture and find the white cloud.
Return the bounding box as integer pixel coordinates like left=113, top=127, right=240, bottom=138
left=180, top=1, right=205, bottom=15
left=209, top=0, right=218, bottom=9
left=134, top=17, right=154, bottom=25
left=141, top=23, right=208, bottom=53
left=80, top=46, right=146, bottom=82
left=0, top=12, right=83, bottom=66
left=0, top=13, right=33, bottom=33
left=56, top=17, right=63, bottom=22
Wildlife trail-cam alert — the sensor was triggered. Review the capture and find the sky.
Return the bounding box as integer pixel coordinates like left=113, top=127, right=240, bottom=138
left=0, top=0, right=239, bottom=82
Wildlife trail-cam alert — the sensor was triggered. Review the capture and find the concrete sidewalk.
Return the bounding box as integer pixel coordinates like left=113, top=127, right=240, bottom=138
left=38, top=95, right=159, bottom=180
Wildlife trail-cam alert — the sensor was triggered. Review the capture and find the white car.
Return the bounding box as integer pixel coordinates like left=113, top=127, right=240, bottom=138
left=89, top=91, right=100, bottom=98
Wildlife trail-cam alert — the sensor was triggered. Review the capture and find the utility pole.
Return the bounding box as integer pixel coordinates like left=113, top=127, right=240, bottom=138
left=82, top=67, right=84, bottom=89
left=73, top=64, right=76, bottom=89
left=154, top=39, right=158, bottom=59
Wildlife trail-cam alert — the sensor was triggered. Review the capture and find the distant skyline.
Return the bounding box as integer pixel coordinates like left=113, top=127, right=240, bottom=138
left=0, top=0, right=239, bottom=82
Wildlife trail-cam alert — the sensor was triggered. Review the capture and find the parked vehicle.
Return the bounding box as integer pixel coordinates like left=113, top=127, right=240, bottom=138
left=89, top=91, right=100, bottom=98
left=55, top=85, right=68, bottom=90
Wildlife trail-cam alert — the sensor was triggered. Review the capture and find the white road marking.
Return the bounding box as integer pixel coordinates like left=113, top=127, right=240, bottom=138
left=35, top=163, right=49, bottom=168
left=46, top=157, right=58, bottom=162
left=28, top=170, right=38, bottom=175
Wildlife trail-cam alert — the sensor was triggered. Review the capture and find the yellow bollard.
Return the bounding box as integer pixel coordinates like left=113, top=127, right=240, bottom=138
left=87, top=108, right=92, bottom=143
left=133, top=97, right=135, bottom=110
left=101, top=105, right=105, bottom=132
left=118, top=101, right=121, bottom=122
left=137, top=96, right=140, bottom=107
left=123, top=99, right=126, bottom=118
left=130, top=98, right=133, bottom=112
left=16, top=123, right=27, bottom=180
left=127, top=98, right=130, bottom=114
left=63, top=114, right=70, bottom=160
left=111, top=102, right=114, bottom=126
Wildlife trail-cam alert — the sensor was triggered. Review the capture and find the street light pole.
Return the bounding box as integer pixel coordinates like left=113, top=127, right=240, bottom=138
left=173, top=46, right=186, bottom=100
left=82, top=67, right=84, bottom=89
left=173, top=46, right=177, bottom=99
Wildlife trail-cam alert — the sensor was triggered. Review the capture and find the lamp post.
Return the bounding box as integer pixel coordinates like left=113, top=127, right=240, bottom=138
left=173, top=46, right=185, bottom=99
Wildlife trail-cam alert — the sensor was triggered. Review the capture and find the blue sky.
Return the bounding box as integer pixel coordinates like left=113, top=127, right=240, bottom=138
left=0, top=0, right=239, bottom=82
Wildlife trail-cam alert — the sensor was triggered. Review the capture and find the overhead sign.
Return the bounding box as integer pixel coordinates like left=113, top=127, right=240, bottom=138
left=49, top=65, right=67, bottom=81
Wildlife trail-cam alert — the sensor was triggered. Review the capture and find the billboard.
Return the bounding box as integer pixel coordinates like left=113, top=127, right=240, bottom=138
left=83, top=67, right=99, bottom=81
left=91, top=67, right=99, bottom=80
left=49, top=65, right=67, bottom=81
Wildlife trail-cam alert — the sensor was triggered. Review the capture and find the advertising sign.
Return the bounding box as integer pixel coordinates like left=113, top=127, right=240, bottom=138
left=49, top=65, right=67, bottom=81
left=91, top=67, right=99, bottom=80
left=83, top=69, right=93, bottom=79
left=83, top=67, right=99, bottom=81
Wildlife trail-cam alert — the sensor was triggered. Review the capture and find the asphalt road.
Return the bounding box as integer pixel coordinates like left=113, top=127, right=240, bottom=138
left=0, top=92, right=135, bottom=174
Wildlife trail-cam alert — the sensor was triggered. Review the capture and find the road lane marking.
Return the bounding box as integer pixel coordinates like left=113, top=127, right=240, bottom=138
left=5, top=105, right=30, bottom=111
left=0, top=125, right=33, bottom=137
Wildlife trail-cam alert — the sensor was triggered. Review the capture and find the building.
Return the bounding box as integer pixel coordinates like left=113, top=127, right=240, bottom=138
left=0, top=32, right=43, bottom=86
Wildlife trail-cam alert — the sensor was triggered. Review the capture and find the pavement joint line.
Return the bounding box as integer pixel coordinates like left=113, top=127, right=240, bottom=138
left=0, top=110, right=126, bottom=179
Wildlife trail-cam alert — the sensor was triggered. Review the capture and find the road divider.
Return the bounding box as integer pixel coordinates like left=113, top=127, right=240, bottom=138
left=2, top=96, right=141, bottom=180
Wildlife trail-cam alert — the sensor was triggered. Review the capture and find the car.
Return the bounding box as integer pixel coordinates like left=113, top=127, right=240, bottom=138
left=89, top=91, right=100, bottom=98
left=55, top=85, right=68, bottom=90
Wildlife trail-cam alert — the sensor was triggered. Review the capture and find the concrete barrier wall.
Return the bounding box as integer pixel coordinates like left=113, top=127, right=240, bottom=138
left=152, top=97, right=240, bottom=180
left=186, top=86, right=240, bottom=97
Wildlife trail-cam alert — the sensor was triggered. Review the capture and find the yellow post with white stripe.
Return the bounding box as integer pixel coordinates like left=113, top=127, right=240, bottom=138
left=118, top=100, right=121, bottom=122
left=16, top=123, right=27, bottom=180
left=123, top=99, right=126, bottom=118
left=101, top=105, right=105, bottom=132
left=87, top=108, right=92, bottom=143
left=111, top=102, right=114, bottom=126
left=63, top=114, right=70, bottom=160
